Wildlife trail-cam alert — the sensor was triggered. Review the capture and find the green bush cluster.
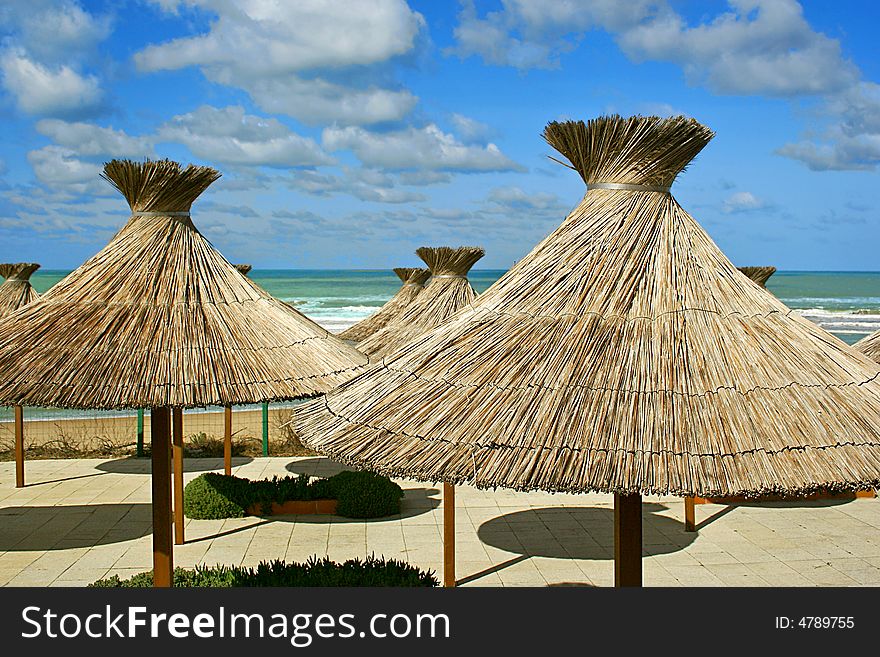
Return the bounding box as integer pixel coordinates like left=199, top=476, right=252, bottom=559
left=88, top=556, right=437, bottom=587
left=183, top=470, right=404, bottom=520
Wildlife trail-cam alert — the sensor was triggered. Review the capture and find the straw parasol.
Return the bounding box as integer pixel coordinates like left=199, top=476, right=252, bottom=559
left=0, top=159, right=367, bottom=586
left=0, top=263, right=40, bottom=317
left=0, top=263, right=40, bottom=489
left=234, top=263, right=253, bottom=276
left=293, top=115, right=880, bottom=587
left=853, top=326, right=880, bottom=363
left=339, top=267, right=431, bottom=343
left=738, top=266, right=776, bottom=288
left=357, top=247, right=483, bottom=358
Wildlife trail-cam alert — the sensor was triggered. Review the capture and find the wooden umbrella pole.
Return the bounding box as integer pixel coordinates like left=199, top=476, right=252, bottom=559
left=224, top=405, right=232, bottom=476
left=172, top=408, right=184, bottom=545
left=684, top=496, right=696, bottom=532
left=151, top=407, right=173, bottom=587
left=14, top=404, right=24, bottom=488
left=614, top=493, right=643, bottom=587
left=443, top=482, right=456, bottom=587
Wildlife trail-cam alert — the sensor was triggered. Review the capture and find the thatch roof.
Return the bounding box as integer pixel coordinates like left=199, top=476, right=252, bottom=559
left=357, top=247, right=483, bottom=358
left=339, top=267, right=430, bottom=342
left=234, top=264, right=253, bottom=276
left=293, top=115, right=880, bottom=498
left=0, top=159, right=367, bottom=410
left=738, top=266, right=776, bottom=288
left=0, top=263, right=40, bottom=318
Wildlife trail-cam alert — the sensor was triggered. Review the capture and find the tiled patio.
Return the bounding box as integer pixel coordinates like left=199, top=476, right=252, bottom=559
left=2, top=457, right=880, bottom=587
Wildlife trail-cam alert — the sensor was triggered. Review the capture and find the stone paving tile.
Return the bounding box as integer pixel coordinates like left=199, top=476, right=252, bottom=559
left=2, top=458, right=880, bottom=587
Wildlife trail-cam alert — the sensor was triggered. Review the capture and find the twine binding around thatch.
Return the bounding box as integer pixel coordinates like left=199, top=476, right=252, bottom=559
left=0, top=159, right=367, bottom=410
left=356, top=246, right=484, bottom=358
left=293, top=115, right=880, bottom=498
left=338, top=268, right=430, bottom=343
left=0, top=263, right=40, bottom=318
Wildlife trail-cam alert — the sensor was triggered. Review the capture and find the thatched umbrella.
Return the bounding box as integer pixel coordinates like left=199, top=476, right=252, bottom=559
left=0, top=262, right=40, bottom=488
left=0, top=159, right=367, bottom=586
left=234, top=263, right=253, bottom=276
left=0, top=263, right=40, bottom=317
left=357, top=247, right=483, bottom=358
left=339, top=267, right=431, bottom=343
left=293, top=115, right=880, bottom=587
left=738, top=266, right=776, bottom=288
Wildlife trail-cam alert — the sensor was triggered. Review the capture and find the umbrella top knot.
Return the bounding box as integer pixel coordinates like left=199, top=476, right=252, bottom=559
left=0, top=263, right=40, bottom=281
left=543, top=115, right=714, bottom=189
left=416, top=246, right=484, bottom=276
left=101, top=159, right=220, bottom=213
left=393, top=267, right=430, bottom=285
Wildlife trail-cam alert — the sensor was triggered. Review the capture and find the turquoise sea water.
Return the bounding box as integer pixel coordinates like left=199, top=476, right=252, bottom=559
left=27, top=269, right=880, bottom=344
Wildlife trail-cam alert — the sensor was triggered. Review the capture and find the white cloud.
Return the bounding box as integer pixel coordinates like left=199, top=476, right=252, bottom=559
left=139, top=0, right=423, bottom=74
left=287, top=167, right=427, bottom=204
left=322, top=124, right=523, bottom=172
left=618, top=0, right=858, bottom=97
left=35, top=120, right=153, bottom=157
left=722, top=191, right=766, bottom=213
left=0, top=1, right=111, bottom=63
left=777, top=83, right=880, bottom=171
left=488, top=186, right=565, bottom=211
left=0, top=49, right=102, bottom=116
left=234, top=75, right=417, bottom=126
left=157, top=105, right=333, bottom=168
left=450, top=113, right=494, bottom=143
left=136, top=0, right=423, bottom=125
left=26, top=145, right=103, bottom=194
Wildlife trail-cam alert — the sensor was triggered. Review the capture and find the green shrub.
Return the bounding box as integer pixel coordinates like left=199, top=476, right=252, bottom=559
left=327, top=470, right=404, bottom=518
left=183, top=472, right=249, bottom=519
left=183, top=470, right=404, bottom=519
left=88, top=556, right=437, bottom=587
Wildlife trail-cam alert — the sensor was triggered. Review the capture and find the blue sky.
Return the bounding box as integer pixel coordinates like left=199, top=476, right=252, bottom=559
left=0, top=0, right=879, bottom=270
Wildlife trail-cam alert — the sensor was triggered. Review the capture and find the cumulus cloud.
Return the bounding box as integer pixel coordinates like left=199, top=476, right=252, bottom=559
left=322, top=124, right=523, bottom=172
left=722, top=191, right=767, bottom=213
left=0, top=1, right=111, bottom=63
left=158, top=105, right=333, bottom=168
left=26, top=145, right=104, bottom=194
left=214, top=75, right=418, bottom=127
left=450, top=113, right=495, bottom=143
left=35, top=119, right=153, bottom=157
left=618, top=0, right=858, bottom=97
left=0, top=49, right=103, bottom=116
left=287, top=167, right=427, bottom=204
left=137, top=0, right=423, bottom=125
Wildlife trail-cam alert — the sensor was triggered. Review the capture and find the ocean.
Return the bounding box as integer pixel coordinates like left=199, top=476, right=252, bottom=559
left=28, top=269, right=880, bottom=344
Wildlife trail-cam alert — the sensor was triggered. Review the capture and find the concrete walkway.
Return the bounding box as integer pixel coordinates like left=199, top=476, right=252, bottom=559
left=2, top=457, right=880, bottom=587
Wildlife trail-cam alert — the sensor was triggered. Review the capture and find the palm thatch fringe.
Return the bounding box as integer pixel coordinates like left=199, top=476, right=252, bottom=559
left=339, top=267, right=430, bottom=342
left=738, top=266, right=776, bottom=288
left=357, top=247, right=484, bottom=358
left=0, top=159, right=367, bottom=410
left=234, top=264, right=253, bottom=276
left=0, top=263, right=40, bottom=318
left=292, top=115, right=880, bottom=498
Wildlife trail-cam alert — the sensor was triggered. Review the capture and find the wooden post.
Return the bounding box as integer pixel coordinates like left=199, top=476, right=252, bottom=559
left=151, top=407, right=173, bottom=588
left=172, top=408, right=184, bottom=545
left=684, top=496, right=696, bottom=532
left=443, top=482, right=455, bottom=587
left=14, top=405, right=24, bottom=488
left=224, top=405, right=232, bottom=476
left=614, top=493, right=642, bottom=587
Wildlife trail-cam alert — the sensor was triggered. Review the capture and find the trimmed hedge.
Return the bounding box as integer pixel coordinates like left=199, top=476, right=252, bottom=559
left=89, top=556, right=437, bottom=587
left=183, top=471, right=404, bottom=520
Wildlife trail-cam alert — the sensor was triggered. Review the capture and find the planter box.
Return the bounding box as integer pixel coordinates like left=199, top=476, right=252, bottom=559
left=247, top=499, right=338, bottom=516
